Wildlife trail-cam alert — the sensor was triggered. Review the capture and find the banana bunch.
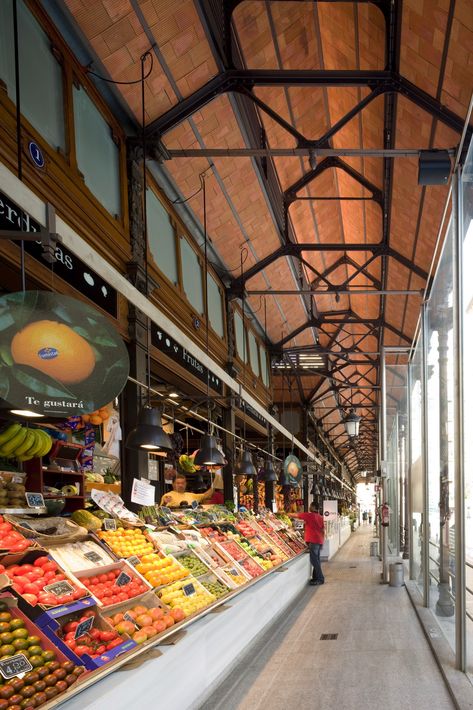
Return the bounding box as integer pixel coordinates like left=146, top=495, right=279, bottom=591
left=179, top=454, right=196, bottom=473
left=0, top=423, right=53, bottom=461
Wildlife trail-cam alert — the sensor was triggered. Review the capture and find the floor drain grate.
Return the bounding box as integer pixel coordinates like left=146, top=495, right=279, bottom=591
left=320, top=634, right=338, bottom=641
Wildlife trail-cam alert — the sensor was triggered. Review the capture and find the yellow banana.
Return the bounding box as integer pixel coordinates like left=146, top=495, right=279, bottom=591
left=0, top=423, right=22, bottom=446
left=0, top=427, right=27, bottom=457
left=13, top=429, right=36, bottom=457
left=34, top=430, right=53, bottom=458
left=18, top=430, right=43, bottom=460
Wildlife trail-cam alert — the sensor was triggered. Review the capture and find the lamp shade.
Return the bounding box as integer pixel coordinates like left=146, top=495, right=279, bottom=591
left=263, top=459, right=278, bottom=482
left=344, top=408, right=361, bottom=438
left=125, top=405, right=172, bottom=451
left=235, top=449, right=257, bottom=477
left=194, top=435, right=226, bottom=467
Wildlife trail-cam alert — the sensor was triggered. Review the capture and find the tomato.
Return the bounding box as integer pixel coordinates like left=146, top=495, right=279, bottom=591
left=63, top=621, right=79, bottom=633
left=74, top=645, right=89, bottom=656
left=29, top=568, right=44, bottom=578
left=109, top=595, right=119, bottom=605
left=42, top=562, right=57, bottom=572
left=22, top=593, right=37, bottom=606
left=95, top=645, right=106, bottom=654
left=106, top=638, right=122, bottom=650
left=99, top=630, right=115, bottom=642
left=9, top=541, right=30, bottom=553
left=13, top=576, right=30, bottom=588
left=34, top=557, right=49, bottom=567
left=54, top=574, right=66, bottom=582
left=106, top=572, right=115, bottom=581
left=89, top=577, right=99, bottom=586
left=89, top=629, right=100, bottom=640
left=23, top=583, right=40, bottom=596
left=18, top=564, right=33, bottom=573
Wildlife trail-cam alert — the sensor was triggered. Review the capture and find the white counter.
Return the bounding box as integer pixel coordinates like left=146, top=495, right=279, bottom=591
left=56, top=554, right=309, bottom=710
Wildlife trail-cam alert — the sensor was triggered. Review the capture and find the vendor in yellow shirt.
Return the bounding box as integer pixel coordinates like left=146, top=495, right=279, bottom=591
left=160, top=473, right=214, bottom=507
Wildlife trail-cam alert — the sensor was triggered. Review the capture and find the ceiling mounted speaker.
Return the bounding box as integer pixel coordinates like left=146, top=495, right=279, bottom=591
left=418, top=150, right=451, bottom=185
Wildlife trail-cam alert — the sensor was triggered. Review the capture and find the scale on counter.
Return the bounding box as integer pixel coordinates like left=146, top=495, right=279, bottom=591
left=44, top=441, right=84, bottom=472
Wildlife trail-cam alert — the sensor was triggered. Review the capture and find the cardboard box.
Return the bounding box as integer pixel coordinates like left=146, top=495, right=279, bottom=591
left=39, top=602, right=137, bottom=670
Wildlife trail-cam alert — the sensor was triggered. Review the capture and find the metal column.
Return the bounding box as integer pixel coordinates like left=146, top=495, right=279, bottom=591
left=453, top=168, right=466, bottom=670
left=421, top=304, right=430, bottom=608
left=380, top=346, right=388, bottom=582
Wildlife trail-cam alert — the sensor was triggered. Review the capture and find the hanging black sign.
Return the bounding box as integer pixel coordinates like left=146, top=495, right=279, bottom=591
left=236, top=397, right=268, bottom=431
left=0, top=190, right=117, bottom=318
left=151, top=326, right=223, bottom=394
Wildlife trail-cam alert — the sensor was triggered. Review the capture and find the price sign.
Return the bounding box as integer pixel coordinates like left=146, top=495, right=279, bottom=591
left=25, top=492, right=45, bottom=508
left=74, top=616, right=94, bottom=640
left=191, top=500, right=199, bottom=510
left=115, top=571, right=132, bottom=587
left=183, top=583, right=195, bottom=596
left=103, top=518, right=117, bottom=531
left=83, top=551, right=103, bottom=564
left=124, top=612, right=139, bottom=629
left=43, top=580, right=74, bottom=597
left=228, top=568, right=239, bottom=576
left=0, top=654, right=33, bottom=679
left=126, top=556, right=140, bottom=567
left=160, top=507, right=172, bottom=515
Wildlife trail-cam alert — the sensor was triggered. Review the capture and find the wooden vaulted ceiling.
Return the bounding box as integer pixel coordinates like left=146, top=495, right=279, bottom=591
left=60, top=0, right=473, bottom=478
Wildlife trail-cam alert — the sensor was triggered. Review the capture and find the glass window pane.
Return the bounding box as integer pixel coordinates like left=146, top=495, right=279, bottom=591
left=207, top=273, right=224, bottom=338
left=0, top=1, right=14, bottom=98
left=180, top=237, right=203, bottom=314
left=248, top=332, right=260, bottom=376
left=73, top=84, right=120, bottom=216
left=462, top=138, right=473, bottom=675
left=0, top=0, right=65, bottom=150
left=146, top=190, right=177, bottom=285
left=410, top=337, right=423, bottom=595
left=426, top=220, right=455, bottom=651
left=260, top=345, right=269, bottom=386
left=234, top=312, right=245, bottom=361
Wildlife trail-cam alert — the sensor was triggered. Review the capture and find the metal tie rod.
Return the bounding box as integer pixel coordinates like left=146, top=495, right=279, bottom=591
left=167, top=148, right=455, bottom=158
left=247, top=289, right=423, bottom=296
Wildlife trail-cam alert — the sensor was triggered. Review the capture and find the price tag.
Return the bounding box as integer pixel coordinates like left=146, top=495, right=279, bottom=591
left=25, top=492, right=45, bottom=508
left=228, top=568, right=239, bottom=576
left=83, top=551, right=102, bottom=564
left=12, top=476, right=23, bottom=484
left=74, top=616, right=94, bottom=640
left=124, top=612, right=139, bottom=629
left=103, top=518, right=117, bottom=531
left=0, top=654, right=33, bottom=679
left=183, top=583, right=195, bottom=596
left=191, top=500, right=199, bottom=510
left=126, top=556, right=140, bottom=567
left=43, top=580, right=74, bottom=597
left=115, top=571, right=132, bottom=587
left=161, top=507, right=172, bottom=515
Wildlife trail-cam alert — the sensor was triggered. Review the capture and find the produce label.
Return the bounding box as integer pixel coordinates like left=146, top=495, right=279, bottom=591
left=0, top=653, right=33, bottom=679
left=25, top=492, right=45, bottom=508
left=43, top=580, right=75, bottom=596
left=74, top=616, right=94, bottom=639
left=191, top=500, right=199, bottom=510
left=103, top=518, right=117, bottom=531
left=0, top=291, right=129, bottom=416
left=126, top=556, right=140, bottom=567
left=115, top=571, right=132, bottom=587
left=124, top=612, right=139, bottom=629
left=183, top=583, right=196, bottom=596
left=84, top=551, right=103, bottom=564
left=131, top=478, right=155, bottom=506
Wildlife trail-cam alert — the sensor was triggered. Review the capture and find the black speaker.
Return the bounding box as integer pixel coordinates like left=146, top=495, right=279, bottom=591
left=418, top=150, right=451, bottom=185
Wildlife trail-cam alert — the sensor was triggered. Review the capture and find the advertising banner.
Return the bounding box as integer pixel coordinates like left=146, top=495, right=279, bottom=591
left=0, top=291, right=129, bottom=416
left=323, top=500, right=338, bottom=522
left=282, top=454, right=302, bottom=487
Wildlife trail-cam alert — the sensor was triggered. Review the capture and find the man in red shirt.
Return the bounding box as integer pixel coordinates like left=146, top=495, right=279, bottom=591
left=289, top=503, right=325, bottom=585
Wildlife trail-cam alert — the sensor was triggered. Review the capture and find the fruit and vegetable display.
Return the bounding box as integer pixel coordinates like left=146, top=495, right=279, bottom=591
left=58, top=609, right=125, bottom=662
left=70, top=510, right=102, bottom=533
left=104, top=604, right=185, bottom=644
left=47, top=540, right=115, bottom=572
left=158, top=578, right=216, bottom=617
left=223, top=567, right=248, bottom=586
left=0, top=518, right=33, bottom=553
left=0, top=424, right=52, bottom=463
left=0, top=599, right=84, bottom=707
left=135, top=555, right=189, bottom=588
left=78, top=567, right=149, bottom=607
left=201, top=578, right=229, bottom=599
left=198, top=527, right=227, bottom=543
left=3, top=555, right=89, bottom=608
left=96, top=528, right=154, bottom=558
left=218, top=540, right=247, bottom=563
left=175, top=554, right=209, bottom=578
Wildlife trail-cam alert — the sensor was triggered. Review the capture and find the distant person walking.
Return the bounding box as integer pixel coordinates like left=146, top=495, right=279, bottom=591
left=288, top=503, right=325, bottom=585
left=368, top=512, right=373, bottom=525
left=362, top=510, right=368, bottom=525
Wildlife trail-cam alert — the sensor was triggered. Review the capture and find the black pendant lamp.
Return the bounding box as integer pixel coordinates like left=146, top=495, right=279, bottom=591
left=236, top=449, right=257, bottom=477
left=125, top=52, right=172, bottom=455
left=263, top=459, right=278, bottom=482
left=193, top=174, right=226, bottom=468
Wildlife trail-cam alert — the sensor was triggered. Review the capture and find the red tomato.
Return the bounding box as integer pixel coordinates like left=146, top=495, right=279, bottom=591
left=106, top=638, right=122, bottom=650
left=18, top=563, right=33, bottom=572
left=63, top=621, right=79, bottom=633
left=106, top=572, right=115, bottom=581
left=55, top=574, right=66, bottom=581
left=22, top=593, right=37, bottom=605
left=13, top=575, right=30, bottom=587
left=109, top=595, right=119, bottom=605
left=42, top=561, right=57, bottom=572
left=34, top=556, right=49, bottom=567
left=89, top=576, right=99, bottom=586
left=30, top=568, right=44, bottom=578
left=43, top=571, right=56, bottom=583
left=95, top=645, right=106, bottom=654
left=9, top=541, right=30, bottom=553
left=74, top=645, right=89, bottom=656
left=6, top=565, right=21, bottom=575
left=23, top=583, right=40, bottom=595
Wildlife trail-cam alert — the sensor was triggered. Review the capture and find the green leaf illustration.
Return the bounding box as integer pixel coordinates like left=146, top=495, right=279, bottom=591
left=0, top=373, right=9, bottom=401
left=0, top=312, right=15, bottom=332
left=11, top=367, right=77, bottom=399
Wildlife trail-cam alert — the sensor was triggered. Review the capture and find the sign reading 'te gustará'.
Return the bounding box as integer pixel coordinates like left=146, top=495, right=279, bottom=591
left=0, top=291, right=129, bottom=416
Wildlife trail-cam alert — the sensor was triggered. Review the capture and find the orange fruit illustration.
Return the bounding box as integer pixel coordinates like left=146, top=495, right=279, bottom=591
left=10, top=320, right=96, bottom=385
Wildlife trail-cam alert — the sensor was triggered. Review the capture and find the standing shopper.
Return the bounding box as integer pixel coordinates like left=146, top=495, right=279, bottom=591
left=288, top=503, right=325, bottom=585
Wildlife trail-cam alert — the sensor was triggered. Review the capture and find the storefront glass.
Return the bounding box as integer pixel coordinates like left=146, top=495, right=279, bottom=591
left=147, top=190, right=178, bottom=285
left=426, top=220, right=456, bottom=649
left=180, top=236, right=204, bottom=315
left=410, top=336, right=424, bottom=592
left=461, top=139, right=473, bottom=674
left=207, top=273, right=224, bottom=338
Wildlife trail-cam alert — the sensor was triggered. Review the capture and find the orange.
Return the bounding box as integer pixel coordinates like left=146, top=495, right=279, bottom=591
left=11, top=320, right=96, bottom=385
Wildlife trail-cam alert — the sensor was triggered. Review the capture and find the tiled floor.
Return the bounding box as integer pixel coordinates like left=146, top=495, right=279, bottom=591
left=199, top=526, right=455, bottom=710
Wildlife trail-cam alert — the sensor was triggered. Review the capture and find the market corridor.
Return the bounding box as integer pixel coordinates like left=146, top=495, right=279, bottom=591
left=200, top=526, right=454, bottom=710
